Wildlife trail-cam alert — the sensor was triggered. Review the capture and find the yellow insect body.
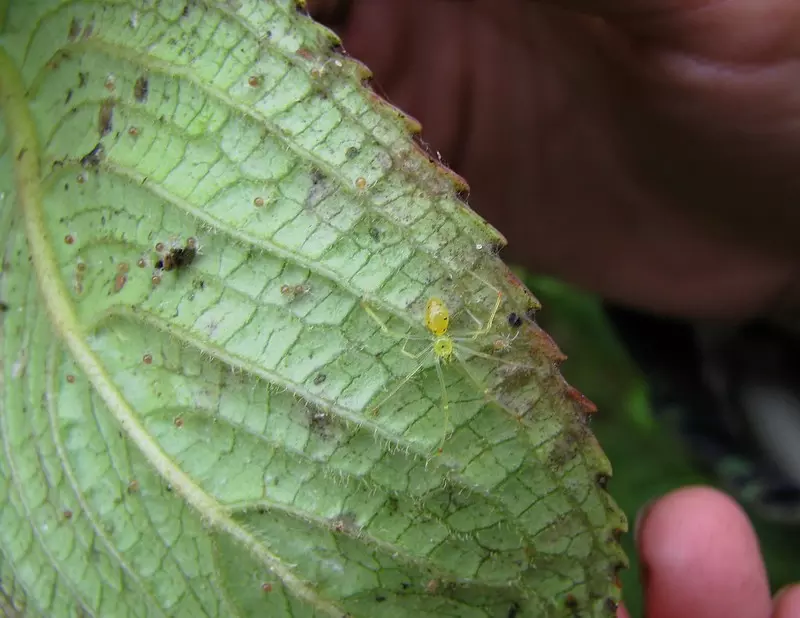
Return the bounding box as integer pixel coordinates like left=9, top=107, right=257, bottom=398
left=424, top=297, right=450, bottom=337
left=432, top=337, right=453, bottom=362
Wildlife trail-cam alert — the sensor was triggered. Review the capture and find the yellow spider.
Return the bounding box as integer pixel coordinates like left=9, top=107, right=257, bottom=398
left=362, top=289, right=522, bottom=452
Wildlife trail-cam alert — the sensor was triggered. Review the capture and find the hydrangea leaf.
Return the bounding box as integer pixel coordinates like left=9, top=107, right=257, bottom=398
left=0, top=1, right=628, bottom=616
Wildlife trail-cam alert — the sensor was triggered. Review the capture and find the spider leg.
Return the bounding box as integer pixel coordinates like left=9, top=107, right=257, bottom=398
left=434, top=358, right=451, bottom=453
left=463, top=308, right=483, bottom=329
left=361, top=301, right=424, bottom=341
left=459, top=272, right=505, bottom=339
left=468, top=290, right=503, bottom=339
left=453, top=342, right=534, bottom=369
left=452, top=348, right=490, bottom=396
left=368, top=344, right=434, bottom=416
left=400, top=337, right=431, bottom=359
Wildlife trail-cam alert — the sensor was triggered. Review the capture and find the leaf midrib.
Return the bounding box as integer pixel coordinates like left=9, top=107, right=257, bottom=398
left=1, top=45, right=347, bottom=618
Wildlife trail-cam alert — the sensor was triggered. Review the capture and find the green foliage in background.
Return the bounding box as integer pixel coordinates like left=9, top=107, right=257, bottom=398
left=527, top=275, right=800, bottom=618
left=0, top=1, right=628, bottom=616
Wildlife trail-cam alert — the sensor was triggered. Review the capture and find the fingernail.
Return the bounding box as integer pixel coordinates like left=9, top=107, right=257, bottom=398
left=634, top=498, right=657, bottom=542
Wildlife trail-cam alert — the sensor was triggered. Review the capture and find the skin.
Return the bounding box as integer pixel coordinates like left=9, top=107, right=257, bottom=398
left=307, top=0, right=800, bottom=322
left=619, top=487, right=800, bottom=618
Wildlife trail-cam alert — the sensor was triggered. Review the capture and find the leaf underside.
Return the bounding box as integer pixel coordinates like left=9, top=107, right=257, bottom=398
left=0, top=1, right=627, bottom=617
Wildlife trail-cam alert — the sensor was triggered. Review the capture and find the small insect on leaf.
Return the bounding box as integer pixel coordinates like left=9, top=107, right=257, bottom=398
left=154, top=239, right=198, bottom=272
left=280, top=283, right=310, bottom=300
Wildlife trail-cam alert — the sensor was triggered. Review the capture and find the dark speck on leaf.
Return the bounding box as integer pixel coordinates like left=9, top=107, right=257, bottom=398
left=310, top=167, right=324, bottom=185
left=0, top=302, right=8, bottom=312
left=134, top=76, right=149, bottom=102
left=65, top=88, right=73, bottom=104
left=16, top=148, right=27, bottom=161
left=68, top=17, right=82, bottom=41
left=80, top=143, right=104, bottom=168
left=375, top=595, right=386, bottom=603
left=596, top=473, right=609, bottom=489
left=99, top=99, right=114, bottom=136
left=368, top=227, right=381, bottom=242
left=181, top=3, right=190, bottom=17
left=565, top=594, right=578, bottom=610
left=606, top=598, right=619, bottom=614
left=345, top=146, right=358, bottom=159
left=313, top=374, right=326, bottom=385
left=400, top=582, right=410, bottom=590
left=507, top=312, right=522, bottom=328
left=507, top=603, right=520, bottom=618
left=78, top=71, right=88, bottom=88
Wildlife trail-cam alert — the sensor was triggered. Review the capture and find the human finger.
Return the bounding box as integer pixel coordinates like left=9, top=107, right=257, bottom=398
left=636, top=486, right=772, bottom=618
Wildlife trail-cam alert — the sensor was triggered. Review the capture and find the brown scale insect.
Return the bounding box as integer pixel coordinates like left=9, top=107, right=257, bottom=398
left=114, top=273, right=127, bottom=293
left=280, top=283, right=310, bottom=300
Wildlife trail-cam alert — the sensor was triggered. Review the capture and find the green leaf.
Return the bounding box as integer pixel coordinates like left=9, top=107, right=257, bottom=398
left=0, top=1, right=627, bottom=616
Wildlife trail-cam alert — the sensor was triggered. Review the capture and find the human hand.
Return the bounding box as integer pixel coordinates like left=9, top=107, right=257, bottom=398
left=307, top=0, right=800, bottom=321
left=618, top=486, right=800, bottom=618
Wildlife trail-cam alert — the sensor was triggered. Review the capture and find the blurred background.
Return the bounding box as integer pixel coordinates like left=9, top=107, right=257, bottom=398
left=521, top=272, right=800, bottom=618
